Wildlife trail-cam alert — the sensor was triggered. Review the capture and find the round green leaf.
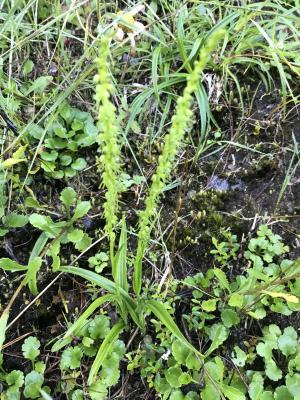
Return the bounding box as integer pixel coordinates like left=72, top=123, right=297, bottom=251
left=278, top=327, right=298, bottom=357
left=71, top=158, right=87, bottom=171
left=22, top=336, right=41, bottom=362
left=221, top=309, right=240, bottom=328
left=165, top=366, right=183, bottom=388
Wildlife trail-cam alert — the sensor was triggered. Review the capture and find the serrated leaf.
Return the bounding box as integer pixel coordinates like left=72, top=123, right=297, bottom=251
left=266, top=360, right=282, bottom=381
left=228, top=293, right=244, bottom=308
left=25, top=75, right=53, bottom=95
left=170, top=391, right=185, bottom=400
left=41, top=150, right=58, bottom=162
left=202, top=298, right=218, bottom=312
left=34, top=361, right=46, bottom=374
left=72, top=389, right=84, bottom=400
left=261, top=392, right=274, bottom=400
left=99, top=352, right=120, bottom=386
left=112, top=340, right=126, bottom=358
left=60, top=187, right=76, bottom=212
left=3, top=212, right=28, bottom=228
left=88, top=315, right=110, bottom=340
left=247, top=307, right=266, bottom=320
left=166, top=366, right=183, bottom=388
left=278, top=327, right=298, bottom=357
left=89, top=380, right=107, bottom=400
left=178, top=372, right=192, bottom=386
left=202, top=382, right=221, bottom=400
left=285, top=374, right=300, bottom=398
left=6, top=387, right=21, bottom=400
left=22, top=336, right=41, bottom=362
left=274, top=386, right=293, bottom=400
left=249, top=373, right=264, bottom=400
left=60, top=346, right=82, bottom=370
left=24, top=371, right=44, bottom=399
left=23, top=59, right=34, bottom=75
left=256, top=342, right=272, bottom=359
left=67, top=229, right=84, bottom=243
left=232, top=346, right=247, bottom=367
left=25, top=257, right=42, bottom=295
left=262, top=324, right=281, bottom=348
left=6, top=370, right=24, bottom=388
left=204, top=360, right=223, bottom=382
left=172, top=340, right=191, bottom=364
left=75, top=232, right=92, bottom=251
left=72, top=201, right=90, bottom=220
left=49, top=240, right=60, bottom=272
left=29, top=214, right=66, bottom=237
left=186, top=352, right=201, bottom=371
left=71, top=158, right=87, bottom=171
left=221, top=309, right=240, bottom=328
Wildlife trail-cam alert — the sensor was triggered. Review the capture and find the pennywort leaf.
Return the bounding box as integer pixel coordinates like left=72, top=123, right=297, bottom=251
left=22, top=336, right=41, bottom=362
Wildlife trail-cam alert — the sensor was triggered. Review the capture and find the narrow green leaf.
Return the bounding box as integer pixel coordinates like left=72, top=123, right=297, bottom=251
left=88, top=320, right=124, bottom=385
left=0, top=258, right=28, bottom=272
left=151, top=45, right=161, bottom=100
left=146, top=300, right=204, bottom=358
left=25, top=257, right=42, bottom=295
left=113, top=216, right=128, bottom=292
left=29, top=233, right=48, bottom=261
left=0, top=309, right=9, bottom=352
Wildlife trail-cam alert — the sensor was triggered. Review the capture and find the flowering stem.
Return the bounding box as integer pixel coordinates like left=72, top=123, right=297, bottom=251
left=94, top=35, right=122, bottom=273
